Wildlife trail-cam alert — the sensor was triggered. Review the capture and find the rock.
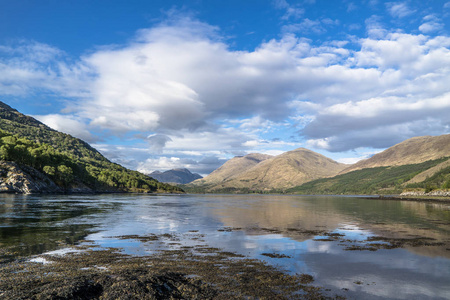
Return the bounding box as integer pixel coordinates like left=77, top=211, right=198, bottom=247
left=0, top=161, right=63, bottom=194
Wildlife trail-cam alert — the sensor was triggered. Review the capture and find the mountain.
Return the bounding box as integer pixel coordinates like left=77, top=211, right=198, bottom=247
left=191, top=153, right=272, bottom=187
left=0, top=101, right=183, bottom=194
left=340, top=134, right=450, bottom=174
left=189, top=149, right=347, bottom=193
left=149, top=168, right=202, bottom=184
left=289, top=134, right=450, bottom=195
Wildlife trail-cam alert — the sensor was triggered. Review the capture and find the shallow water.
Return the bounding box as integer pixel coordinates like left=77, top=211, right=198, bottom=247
left=1, top=193, right=449, bottom=299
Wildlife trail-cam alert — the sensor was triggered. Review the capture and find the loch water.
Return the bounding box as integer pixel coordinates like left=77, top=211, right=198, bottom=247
left=1, top=193, right=449, bottom=299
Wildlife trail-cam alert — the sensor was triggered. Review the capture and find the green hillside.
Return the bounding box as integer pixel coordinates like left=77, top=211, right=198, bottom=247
left=287, top=158, right=450, bottom=195
left=0, top=101, right=183, bottom=193
left=404, top=164, right=450, bottom=192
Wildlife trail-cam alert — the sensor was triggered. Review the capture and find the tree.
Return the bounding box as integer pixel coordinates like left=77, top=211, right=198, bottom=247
left=43, top=166, right=56, bottom=176
left=57, top=165, right=73, bottom=183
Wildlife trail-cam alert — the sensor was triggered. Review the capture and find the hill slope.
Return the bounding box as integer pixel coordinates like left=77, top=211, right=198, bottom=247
left=0, top=101, right=182, bottom=194
left=289, top=134, right=450, bottom=195
left=288, top=157, right=449, bottom=195
left=149, top=168, right=202, bottom=184
left=189, top=149, right=347, bottom=193
left=341, top=134, right=450, bottom=174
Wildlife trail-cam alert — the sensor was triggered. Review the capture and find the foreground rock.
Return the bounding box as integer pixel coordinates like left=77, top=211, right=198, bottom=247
left=0, top=243, right=339, bottom=300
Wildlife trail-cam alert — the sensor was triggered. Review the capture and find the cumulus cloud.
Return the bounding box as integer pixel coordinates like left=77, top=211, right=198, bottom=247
left=74, top=20, right=309, bottom=137
left=300, top=32, right=450, bottom=151
left=33, top=114, right=96, bottom=142
left=2, top=13, right=450, bottom=168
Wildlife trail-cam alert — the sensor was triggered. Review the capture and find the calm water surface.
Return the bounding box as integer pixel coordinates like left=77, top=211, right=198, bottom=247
left=1, top=194, right=449, bottom=299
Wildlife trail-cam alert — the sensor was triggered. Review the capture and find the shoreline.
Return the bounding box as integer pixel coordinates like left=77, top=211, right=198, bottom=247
left=0, top=241, right=341, bottom=300
left=374, top=195, right=450, bottom=203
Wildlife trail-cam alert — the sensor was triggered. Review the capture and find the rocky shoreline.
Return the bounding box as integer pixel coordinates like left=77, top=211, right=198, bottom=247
left=2, top=226, right=448, bottom=299
left=400, top=190, right=450, bottom=197
left=0, top=241, right=340, bottom=300
left=373, top=191, right=450, bottom=203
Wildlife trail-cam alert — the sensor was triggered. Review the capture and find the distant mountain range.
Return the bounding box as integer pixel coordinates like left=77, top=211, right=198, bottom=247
left=186, top=135, right=450, bottom=195
left=189, top=149, right=347, bottom=192
left=0, top=101, right=182, bottom=194
left=149, top=168, right=202, bottom=184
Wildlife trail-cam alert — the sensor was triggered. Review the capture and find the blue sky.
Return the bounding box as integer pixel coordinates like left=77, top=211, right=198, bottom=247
left=1, top=0, right=450, bottom=175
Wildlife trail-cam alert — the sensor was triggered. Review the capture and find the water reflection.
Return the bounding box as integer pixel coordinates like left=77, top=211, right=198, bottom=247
left=213, top=195, right=450, bottom=258
left=1, top=194, right=449, bottom=299
left=0, top=194, right=120, bottom=261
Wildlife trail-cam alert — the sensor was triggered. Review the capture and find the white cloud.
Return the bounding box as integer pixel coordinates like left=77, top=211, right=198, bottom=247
left=364, top=15, right=388, bottom=39
left=386, top=2, right=415, bottom=18
left=355, top=33, right=429, bottom=70
left=2, top=14, right=450, bottom=167
left=283, top=18, right=339, bottom=34
left=34, top=114, right=96, bottom=142
left=243, top=140, right=261, bottom=147
left=138, top=157, right=181, bottom=174
left=259, top=149, right=285, bottom=156
left=273, top=0, right=304, bottom=20
left=419, top=15, right=444, bottom=33
left=137, top=155, right=227, bottom=175
left=336, top=157, right=363, bottom=164
left=0, top=41, right=90, bottom=97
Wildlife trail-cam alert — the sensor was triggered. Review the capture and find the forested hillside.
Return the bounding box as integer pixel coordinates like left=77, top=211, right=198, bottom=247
left=0, top=101, right=182, bottom=194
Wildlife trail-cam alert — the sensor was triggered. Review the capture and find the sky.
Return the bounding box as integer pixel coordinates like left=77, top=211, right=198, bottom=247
left=1, top=0, right=450, bottom=176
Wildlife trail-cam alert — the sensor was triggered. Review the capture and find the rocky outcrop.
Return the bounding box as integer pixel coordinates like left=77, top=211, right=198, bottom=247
left=0, top=161, right=62, bottom=194
left=0, top=161, right=95, bottom=194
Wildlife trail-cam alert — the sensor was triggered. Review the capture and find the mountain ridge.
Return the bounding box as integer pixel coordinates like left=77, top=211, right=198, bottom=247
left=191, top=153, right=273, bottom=187
left=189, top=148, right=347, bottom=192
